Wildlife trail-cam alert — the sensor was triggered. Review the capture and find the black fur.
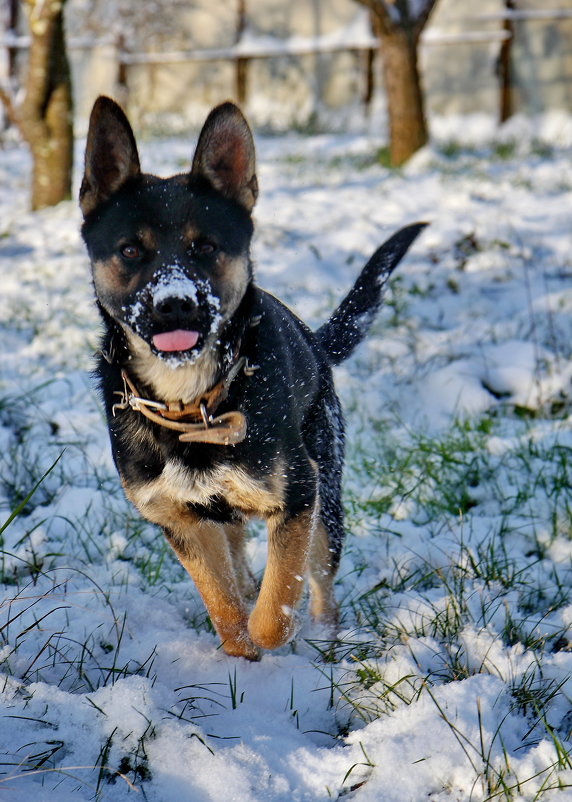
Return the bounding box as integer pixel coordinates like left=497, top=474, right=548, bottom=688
left=316, top=222, right=427, bottom=365
left=81, top=96, right=425, bottom=657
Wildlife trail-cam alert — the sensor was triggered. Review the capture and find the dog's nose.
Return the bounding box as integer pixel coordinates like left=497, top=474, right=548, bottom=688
left=153, top=296, right=195, bottom=327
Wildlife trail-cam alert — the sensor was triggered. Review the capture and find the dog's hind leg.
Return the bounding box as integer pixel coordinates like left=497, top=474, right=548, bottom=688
left=308, top=454, right=344, bottom=633
left=308, top=518, right=339, bottom=630
left=165, top=519, right=259, bottom=660
left=306, top=391, right=345, bottom=633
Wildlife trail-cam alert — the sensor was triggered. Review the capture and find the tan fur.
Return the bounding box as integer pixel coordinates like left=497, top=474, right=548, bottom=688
left=137, top=228, right=157, bottom=251
left=93, top=256, right=141, bottom=297
left=213, top=253, right=250, bottom=321
left=83, top=97, right=344, bottom=659
left=226, top=523, right=258, bottom=601
left=126, top=460, right=285, bottom=518
left=169, top=517, right=258, bottom=660
left=248, top=503, right=318, bottom=650
left=123, top=327, right=220, bottom=404
left=307, top=520, right=339, bottom=627
left=124, top=461, right=320, bottom=655
left=121, top=486, right=258, bottom=658
left=107, top=252, right=250, bottom=405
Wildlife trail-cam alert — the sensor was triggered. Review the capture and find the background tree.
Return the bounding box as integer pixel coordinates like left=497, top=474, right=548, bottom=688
left=497, top=0, right=515, bottom=124
left=353, top=0, right=438, bottom=166
left=0, top=0, right=73, bottom=210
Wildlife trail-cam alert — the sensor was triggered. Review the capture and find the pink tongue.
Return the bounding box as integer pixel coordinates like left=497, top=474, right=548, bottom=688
left=152, top=329, right=199, bottom=352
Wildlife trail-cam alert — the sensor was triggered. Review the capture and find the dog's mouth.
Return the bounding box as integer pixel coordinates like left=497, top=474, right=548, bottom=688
left=152, top=329, right=200, bottom=353
left=147, top=321, right=210, bottom=364
left=123, top=268, right=223, bottom=365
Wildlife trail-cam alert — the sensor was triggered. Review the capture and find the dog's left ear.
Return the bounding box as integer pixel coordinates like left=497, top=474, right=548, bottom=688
left=191, top=102, right=258, bottom=213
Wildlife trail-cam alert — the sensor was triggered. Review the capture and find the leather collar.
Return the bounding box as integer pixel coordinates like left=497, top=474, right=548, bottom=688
left=112, top=357, right=254, bottom=445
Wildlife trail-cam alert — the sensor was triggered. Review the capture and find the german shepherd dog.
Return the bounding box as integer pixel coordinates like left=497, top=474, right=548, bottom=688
left=80, top=96, right=424, bottom=659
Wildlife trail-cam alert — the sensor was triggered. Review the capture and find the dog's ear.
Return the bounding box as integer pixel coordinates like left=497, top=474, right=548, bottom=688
left=191, top=102, right=258, bottom=213
left=80, top=96, right=141, bottom=217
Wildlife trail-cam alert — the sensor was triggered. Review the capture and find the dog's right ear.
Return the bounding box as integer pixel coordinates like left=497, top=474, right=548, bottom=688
left=80, top=96, right=141, bottom=217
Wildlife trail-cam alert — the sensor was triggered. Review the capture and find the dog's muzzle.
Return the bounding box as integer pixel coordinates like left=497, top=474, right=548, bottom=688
left=125, top=266, right=223, bottom=361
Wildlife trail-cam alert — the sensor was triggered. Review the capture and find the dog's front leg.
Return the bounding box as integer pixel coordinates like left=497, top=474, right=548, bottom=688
left=165, top=520, right=259, bottom=660
left=248, top=501, right=317, bottom=650
left=226, top=523, right=258, bottom=602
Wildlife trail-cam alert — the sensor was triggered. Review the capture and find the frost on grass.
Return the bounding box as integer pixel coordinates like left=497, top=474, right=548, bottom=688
left=1, top=116, right=572, bottom=800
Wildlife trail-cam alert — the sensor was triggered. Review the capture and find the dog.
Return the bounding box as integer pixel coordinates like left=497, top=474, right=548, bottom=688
left=80, top=96, right=425, bottom=659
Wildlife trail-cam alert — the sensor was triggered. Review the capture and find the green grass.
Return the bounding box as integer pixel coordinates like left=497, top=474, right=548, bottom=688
left=314, top=401, right=572, bottom=798
left=2, top=345, right=572, bottom=799
left=347, top=409, right=572, bottom=534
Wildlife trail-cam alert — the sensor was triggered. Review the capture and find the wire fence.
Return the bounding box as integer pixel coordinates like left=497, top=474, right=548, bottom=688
left=2, top=6, right=572, bottom=128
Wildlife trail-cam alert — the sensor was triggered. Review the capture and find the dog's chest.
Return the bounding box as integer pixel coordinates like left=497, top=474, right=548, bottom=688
left=125, top=458, right=284, bottom=522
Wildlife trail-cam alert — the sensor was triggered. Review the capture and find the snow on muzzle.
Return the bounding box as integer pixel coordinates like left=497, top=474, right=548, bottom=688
left=124, top=264, right=223, bottom=358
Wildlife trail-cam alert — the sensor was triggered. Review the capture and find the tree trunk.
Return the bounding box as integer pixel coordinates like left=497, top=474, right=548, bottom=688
left=18, top=0, right=73, bottom=210
left=362, top=47, right=375, bottom=111
left=235, top=0, right=249, bottom=105
left=498, top=0, right=515, bottom=124
left=375, top=23, right=428, bottom=166
left=355, top=0, right=437, bottom=166
left=7, top=0, right=20, bottom=78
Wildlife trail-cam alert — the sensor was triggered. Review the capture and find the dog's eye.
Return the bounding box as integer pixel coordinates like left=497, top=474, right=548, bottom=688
left=189, top=239, right=217, bottom=257
left=120, top=244, right=141, bottom=260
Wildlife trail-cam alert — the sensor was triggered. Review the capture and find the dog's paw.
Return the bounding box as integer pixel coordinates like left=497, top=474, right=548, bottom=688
left=247, top=604, right=298, bottom=651
left=221, top=632, right=260, bottom=661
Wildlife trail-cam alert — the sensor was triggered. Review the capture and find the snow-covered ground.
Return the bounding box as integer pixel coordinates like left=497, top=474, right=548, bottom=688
left=1, top=111, right=572, bottom=801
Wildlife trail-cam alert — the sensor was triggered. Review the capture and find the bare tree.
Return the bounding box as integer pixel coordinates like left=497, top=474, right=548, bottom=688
left=1, top=0, right=73, bottom=210
left=353, top=0, right=438, bottom=166
left=497, top=0, right=515, bottom=124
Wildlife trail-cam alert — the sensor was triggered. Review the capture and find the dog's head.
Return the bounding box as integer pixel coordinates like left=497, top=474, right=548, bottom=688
left=80, top=97, right=257, bottom=369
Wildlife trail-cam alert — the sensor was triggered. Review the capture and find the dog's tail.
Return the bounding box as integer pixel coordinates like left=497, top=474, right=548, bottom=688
left=315, top=222, right=427, bottom=366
